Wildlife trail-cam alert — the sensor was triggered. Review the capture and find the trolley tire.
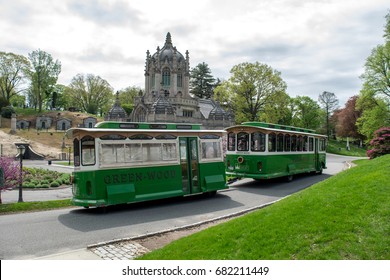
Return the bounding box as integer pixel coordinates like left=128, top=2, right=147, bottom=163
left=285, top=175, right=294, bottom=182
left=204, top=190, right=217, bottom=197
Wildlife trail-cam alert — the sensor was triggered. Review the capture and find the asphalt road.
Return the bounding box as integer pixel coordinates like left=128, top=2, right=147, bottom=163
left=0, top=154, right=362, bottom=260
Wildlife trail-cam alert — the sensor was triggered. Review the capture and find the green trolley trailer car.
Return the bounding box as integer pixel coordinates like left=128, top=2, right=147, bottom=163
left=225, top=122, right=327, bottom=182
left=65, top=122, right=227, bottom=208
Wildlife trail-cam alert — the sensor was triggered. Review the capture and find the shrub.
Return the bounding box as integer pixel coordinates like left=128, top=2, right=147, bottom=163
left=0, top=105, right=16, bottom=118
left=367, top=127, right=390, bottom=159
left=50, top=181, right=60, bottom=188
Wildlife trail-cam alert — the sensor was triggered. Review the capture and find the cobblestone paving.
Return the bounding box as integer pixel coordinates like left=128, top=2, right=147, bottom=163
left=90, top=242, right=150, bottom=260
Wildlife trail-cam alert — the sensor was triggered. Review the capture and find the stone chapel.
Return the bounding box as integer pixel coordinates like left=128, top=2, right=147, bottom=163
left=130, top=32, right=234, bottom=129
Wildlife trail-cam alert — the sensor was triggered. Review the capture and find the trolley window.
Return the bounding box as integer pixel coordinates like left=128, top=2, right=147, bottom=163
left=200, top=134, right=220, bottom=139
left=297, top=136, right=303, bottom=152
left=200, top=139, right=222, bottom=161
left=81, top=136, right=96, bottom=166
left=155, top=134, right=177, bottom=140
left=101, top=143, right=125, bottom=164
left=237, top=132, right=249, bottom=151
left=303, top=136, right=308, bottom=152
left=125, top=143, right=142, bottom=162
left=319, top=138, right=326, bottom=152
left=228, top=132, right=236, bottom=151
left=251, top=132, right=265, bottom=152
left=277, top=133, right=284, bottom=152
left=73, top=139, right=80, bottom=166
left=284, top=134, right=291, bottom=152
left=268, top=133, right=276, bottom=152
left=100, top=134, right=126, bottom=140
left=309, top=137, right=314, bottom=151
left=129, top=134, right=153, bottom=140
left=100, top=141, right=178, bottom=166
left=291, top=135, right=297, bottom=151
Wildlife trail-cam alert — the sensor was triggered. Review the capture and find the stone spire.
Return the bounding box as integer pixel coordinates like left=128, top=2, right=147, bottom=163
left=165, top=32, right=173, bottom=47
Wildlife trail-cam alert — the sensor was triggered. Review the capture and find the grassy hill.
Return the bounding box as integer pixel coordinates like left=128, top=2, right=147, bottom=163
left=139, top=155, right=390, bottom=260
left=0, top=109, right=103, bottom=154
left=327, top=139, right=367, bottom=157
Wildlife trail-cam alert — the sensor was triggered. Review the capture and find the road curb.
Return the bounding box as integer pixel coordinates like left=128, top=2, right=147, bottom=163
left=87, top=196, right=288, bottom=250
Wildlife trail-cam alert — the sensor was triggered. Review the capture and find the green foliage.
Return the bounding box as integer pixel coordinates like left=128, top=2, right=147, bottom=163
left=65, top=73, right=114, bottom=114
left=290, top=96, right=322, bottom=130
left=0, top=52, right=30, bottom=101
left=356, top=88, right=390, bottom=140
left=22, top=167, right=70, bottom=189
left=27, top=49, right=61, bottom=112
left=139, top=155, right=390, bottom=260
left=326, top=139, right=367, bottom=157
left=0, top=105, right=15, bottom=118
left=222, top=62, right=288, bottom=123
left=190, top=62, right=215, bottom=99
left=0, top=96, right=10, bottom=109
left=361, top=42, right=390, bottom=104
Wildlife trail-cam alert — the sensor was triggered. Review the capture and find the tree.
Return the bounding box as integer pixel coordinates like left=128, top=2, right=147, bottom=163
left=0, top=52, right=30, bottom=102
left=357, top=12, right=390, bottom=140
left=384, top=11, right=390, bottom=43
left=367, top=127, right=390, bottom=159
left=334, top=96, right=364, bottom=140
left=318, top=91, right=339, bottom=137
left=66, top=73, right=114, bottom=114
left=0, top=157, right=20, bottom=204
left=291, top=96, right=322, bottom=130
left=223, top=62, right=288, bottom=123
left=190, top=62, right=215, bottom=98
left=356, top=87, right=390, bottom=140
left=118, top=86, right=142, bottom=115
left=361, top=43, right=390, bottom=104
left=27, top=49, right=61, bottom=112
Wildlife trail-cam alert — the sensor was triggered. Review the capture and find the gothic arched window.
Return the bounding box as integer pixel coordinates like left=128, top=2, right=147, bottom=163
left=162, top=67, right=170, bottom=86
left=135, top=107, right=147, bottom=122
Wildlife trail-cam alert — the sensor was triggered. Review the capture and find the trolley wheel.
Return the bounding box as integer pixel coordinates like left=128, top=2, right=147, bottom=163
left=285, top=175, right=293, bottom=182
left=204, top=191, right=217, bottom=197
left=317, top=166, right=323, bottom=175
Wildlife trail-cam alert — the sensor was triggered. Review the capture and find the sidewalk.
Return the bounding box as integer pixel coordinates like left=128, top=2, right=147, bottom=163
left=1, top=185, right=72, bottom=204
left=34, top=248, right=102, bottom=260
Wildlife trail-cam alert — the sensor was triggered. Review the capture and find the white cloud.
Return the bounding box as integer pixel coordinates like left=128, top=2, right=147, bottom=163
left=1, top=0, right=389, bottom=106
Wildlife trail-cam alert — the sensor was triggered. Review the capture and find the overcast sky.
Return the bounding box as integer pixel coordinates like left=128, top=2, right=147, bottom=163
left=1, top=0, right=389, bottom=106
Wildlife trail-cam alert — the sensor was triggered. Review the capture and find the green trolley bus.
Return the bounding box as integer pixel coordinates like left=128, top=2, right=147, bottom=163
left=65, top=122, right=227, bottom=208
left=225, top=122, right=327, bottom=181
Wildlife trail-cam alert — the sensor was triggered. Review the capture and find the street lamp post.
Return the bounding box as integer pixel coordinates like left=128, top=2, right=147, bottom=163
left=67, top=146, right=71, bottom=165
left=17, top=145, right=25, bottom=203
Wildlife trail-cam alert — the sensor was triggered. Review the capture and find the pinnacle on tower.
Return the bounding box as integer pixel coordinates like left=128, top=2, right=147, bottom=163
left=165, top=32, right=172, bottom=47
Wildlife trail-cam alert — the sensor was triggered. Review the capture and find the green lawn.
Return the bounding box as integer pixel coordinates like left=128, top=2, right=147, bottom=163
left=139, top=154, right=390, bottom=260
left=327, top=139, right=367, bottom=157
left=0, top=199, right=73, bottom=214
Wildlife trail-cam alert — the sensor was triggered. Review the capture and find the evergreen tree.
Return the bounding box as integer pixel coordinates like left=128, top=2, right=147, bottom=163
left=190, top=62, right=215, bottom=98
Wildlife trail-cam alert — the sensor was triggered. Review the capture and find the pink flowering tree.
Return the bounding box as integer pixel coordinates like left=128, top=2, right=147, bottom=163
left=366, top=127, right=390, bottom=159
left=0, top=157, right=20, bottom=204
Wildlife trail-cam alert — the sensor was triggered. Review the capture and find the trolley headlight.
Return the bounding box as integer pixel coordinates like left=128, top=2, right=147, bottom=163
left=237, top=156, right=244, bottom=164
